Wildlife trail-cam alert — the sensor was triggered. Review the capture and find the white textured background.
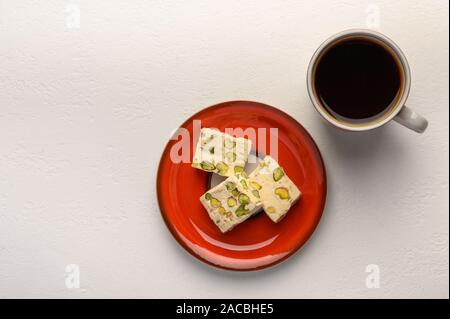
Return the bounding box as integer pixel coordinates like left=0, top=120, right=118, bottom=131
left=0, top=0, right=448, bottom=298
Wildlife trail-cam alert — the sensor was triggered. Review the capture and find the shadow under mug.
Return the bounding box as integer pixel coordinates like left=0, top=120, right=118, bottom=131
left=307, top=29, right=428, bottom=133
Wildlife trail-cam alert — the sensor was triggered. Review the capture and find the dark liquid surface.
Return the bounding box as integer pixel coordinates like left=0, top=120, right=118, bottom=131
left=314, top=38, right=401, bottom=123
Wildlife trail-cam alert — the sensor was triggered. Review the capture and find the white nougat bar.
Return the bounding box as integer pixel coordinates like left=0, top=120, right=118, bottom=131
left=249, top=156, right=301, bottom=223
left=192, top=128, right=252, bottom=177
left=200, top=174, right=261, bottom=233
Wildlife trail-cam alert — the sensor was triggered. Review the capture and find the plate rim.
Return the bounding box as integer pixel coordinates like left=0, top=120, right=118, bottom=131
left=156, top=100, right=327, bottom=271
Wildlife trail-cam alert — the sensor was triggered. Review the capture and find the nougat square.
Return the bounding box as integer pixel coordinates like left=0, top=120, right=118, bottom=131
left=192, top=128, right=252, bottom=176
left=200, top=174, right=261, bottom=233
left=249, top=156, right=301, bottom=223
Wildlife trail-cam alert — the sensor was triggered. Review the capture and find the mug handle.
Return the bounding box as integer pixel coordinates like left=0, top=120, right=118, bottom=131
left=394, top=106, right=428, bottom=133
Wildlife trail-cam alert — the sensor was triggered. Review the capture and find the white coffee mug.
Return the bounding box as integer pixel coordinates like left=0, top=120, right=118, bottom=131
left=307, top=29, right=428, bottom=133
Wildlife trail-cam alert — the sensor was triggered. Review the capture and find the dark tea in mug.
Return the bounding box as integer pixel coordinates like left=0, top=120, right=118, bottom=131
left=313, top=37, right=403, bottom=124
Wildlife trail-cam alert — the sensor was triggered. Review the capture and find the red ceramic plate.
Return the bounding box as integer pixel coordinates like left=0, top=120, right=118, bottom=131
left=157, top=101, right=326, bottom=271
